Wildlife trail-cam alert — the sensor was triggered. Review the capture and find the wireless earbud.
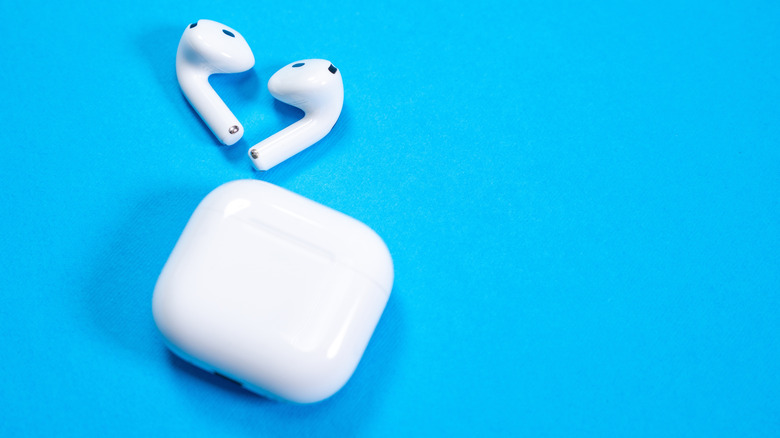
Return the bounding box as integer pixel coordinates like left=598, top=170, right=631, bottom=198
left=176, top=20, right=255, bottom=146
left=248, top=59, right=344, bottom=171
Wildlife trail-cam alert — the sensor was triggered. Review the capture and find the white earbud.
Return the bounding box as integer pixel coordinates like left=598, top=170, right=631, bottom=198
left=248, top=59, right=344, bottom=171
left=176, top=20, right=255, bottom=146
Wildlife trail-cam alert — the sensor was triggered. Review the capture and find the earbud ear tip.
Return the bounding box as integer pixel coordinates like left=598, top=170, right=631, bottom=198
left=266, top=59, right=343, bottom=103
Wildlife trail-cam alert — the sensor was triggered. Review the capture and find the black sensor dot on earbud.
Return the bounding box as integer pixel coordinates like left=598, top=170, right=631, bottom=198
left=328, top=64, right=337, bottom=74
left=189, top=23, right=197, bottom=28
left=292, top=63, right=305, bottom=68
left=222, top=29, right=235, bottom=37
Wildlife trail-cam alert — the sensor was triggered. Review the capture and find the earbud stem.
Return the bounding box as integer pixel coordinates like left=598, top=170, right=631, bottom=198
left=249, top=115, right=335, bottom=171
left=176, top=67, right=244, bottom=146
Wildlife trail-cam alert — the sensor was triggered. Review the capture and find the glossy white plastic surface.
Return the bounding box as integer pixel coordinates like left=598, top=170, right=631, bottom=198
left=249, top=59, right=344, bottom=171
left=152, top=180, right=393, bottom=403
left=176, top=20, right=255, bottom=145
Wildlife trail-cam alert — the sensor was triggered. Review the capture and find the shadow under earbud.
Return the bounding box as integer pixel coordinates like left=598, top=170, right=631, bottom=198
left=272, top=98, right=306, bottom=121
left=209, top=68, right=261, bottom=106
left=134, top=25, right=184, bottom=100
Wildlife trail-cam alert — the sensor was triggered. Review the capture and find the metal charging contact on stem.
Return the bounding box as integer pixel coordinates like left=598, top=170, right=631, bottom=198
left=229, top=126, right=239, bottom=134
left=250, top=148, right=259, bottom=159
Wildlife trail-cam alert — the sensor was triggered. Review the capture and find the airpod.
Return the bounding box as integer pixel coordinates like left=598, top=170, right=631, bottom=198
left=176, top=20, right=255, bottom=146
left=248, top=59, right=344, bottom=171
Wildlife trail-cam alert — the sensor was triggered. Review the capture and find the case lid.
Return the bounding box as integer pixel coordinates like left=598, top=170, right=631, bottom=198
left=198, top=180, right=393, bottom=296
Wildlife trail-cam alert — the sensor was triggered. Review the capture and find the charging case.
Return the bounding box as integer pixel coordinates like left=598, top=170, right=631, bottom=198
left=152, top=180, right=393, bottom=403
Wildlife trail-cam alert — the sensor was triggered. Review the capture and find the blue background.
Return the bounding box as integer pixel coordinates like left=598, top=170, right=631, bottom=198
left=1, top=0, right=778, bottom=436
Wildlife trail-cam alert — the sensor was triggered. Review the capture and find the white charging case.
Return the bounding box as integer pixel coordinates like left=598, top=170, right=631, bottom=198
left=152, top=180, right=393, bottom=403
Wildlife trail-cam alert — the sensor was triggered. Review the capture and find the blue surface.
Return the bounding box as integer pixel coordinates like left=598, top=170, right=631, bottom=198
left=1, top=1, right=778, bottom=436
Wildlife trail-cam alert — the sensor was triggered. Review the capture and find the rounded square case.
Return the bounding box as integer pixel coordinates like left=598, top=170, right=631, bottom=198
left=152, top=180, right=393, bottom=403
